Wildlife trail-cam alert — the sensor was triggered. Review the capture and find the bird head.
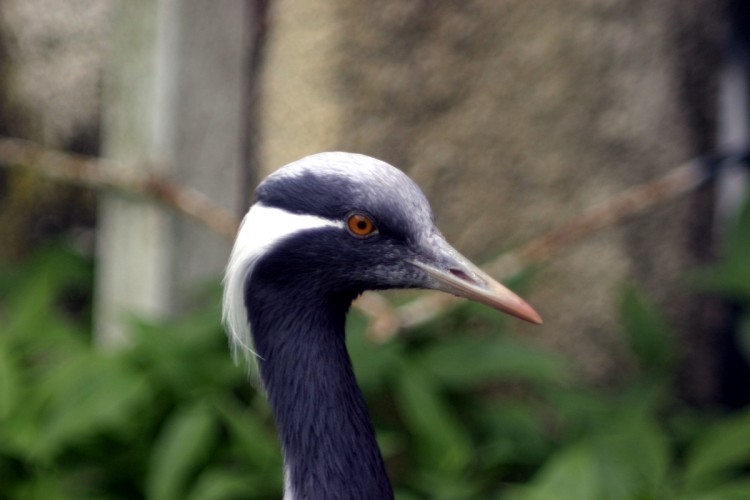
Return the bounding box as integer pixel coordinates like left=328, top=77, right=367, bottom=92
left=223, top=152, right=541, bottom=357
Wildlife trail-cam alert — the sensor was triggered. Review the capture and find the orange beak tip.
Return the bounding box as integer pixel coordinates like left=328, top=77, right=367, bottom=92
left=511, top=300, right=543, bottom=325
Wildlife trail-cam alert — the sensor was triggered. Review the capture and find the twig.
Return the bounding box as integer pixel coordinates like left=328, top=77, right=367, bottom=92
left=0, top=137, right=241, bottom=239
left=359, top=158, right=709, bottom=340
left=0, top=136, right=711, bottom=339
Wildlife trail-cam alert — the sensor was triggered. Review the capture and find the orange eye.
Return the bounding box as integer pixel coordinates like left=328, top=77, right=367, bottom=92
left=347, top=213, right=377, bottom=237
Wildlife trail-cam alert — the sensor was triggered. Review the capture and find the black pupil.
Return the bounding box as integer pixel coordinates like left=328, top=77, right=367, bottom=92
left=357, top=220, right=368, bottom=231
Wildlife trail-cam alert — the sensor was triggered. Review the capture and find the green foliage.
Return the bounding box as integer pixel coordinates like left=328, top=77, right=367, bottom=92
left=621, top=286, right=676, bottom=377
left=147, top=402, right=219, bottom=500
left=0, top=245, right=282, bottom=499
left=684, top=410, right=750, bottom=491
left=3, top=221, right=750, bottom=499
left=693, top=199, right=750, bottom=302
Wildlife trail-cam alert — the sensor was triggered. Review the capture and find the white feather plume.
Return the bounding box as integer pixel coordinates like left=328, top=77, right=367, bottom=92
left=222, top=202, right=343, bottom=363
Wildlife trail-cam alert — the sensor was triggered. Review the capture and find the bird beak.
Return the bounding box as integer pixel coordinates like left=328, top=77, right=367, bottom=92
left=411, top=242, right=543, bottom=325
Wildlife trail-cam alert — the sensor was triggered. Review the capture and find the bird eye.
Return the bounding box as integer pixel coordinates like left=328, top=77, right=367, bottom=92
left=347, top=213, right=377, bottom=237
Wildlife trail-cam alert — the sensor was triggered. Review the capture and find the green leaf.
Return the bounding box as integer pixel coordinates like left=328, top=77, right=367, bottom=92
left=691, top=266, right=750, bottom=303
left=515, top=443, right=601, bottom=500
left=393, top=490, right=421, bottom=500
left=477, top=402, right=548, bottom=467
left=620, top=286, right=675, bottom=375
left=682, top=479, right=750, bottom=500
left=147, top=402, right=218, bottom=500
left=514, top=414, right=671, bottom=500
left=0, top=338, right=20, bottom=421
left=418, top=337, right=570, bottom=388
left=128, top=313, right=240, bottom=399
left=692, top=200, right=750, bottom=301
left=412, top=468, right=484, bottom=499
left=394, top=362, right=472, bottom=472
left=592, top=415, right=671, bottom=498
left=186, top=470, right=283, bottom=499
left=726, top=199, right=750, bottom=269
left=684, top=409, right=750, bottom=489
left=185, top=468, right=261, bottom=500
left=32, top=355, right=150, bottom=460
left=347, top=324, right=405, bottom=391
left=9, top=472, right=79, bottom=500
left=215, top=398, right=281, bottom=468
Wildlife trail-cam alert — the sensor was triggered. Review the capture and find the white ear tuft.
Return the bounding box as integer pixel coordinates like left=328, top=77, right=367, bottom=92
left=222, top=203, right=344, bottom=364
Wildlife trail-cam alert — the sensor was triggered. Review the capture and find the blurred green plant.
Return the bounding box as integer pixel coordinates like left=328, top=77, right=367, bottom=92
left=0, top=246, right=282, bottom=499
left=1, top=200, right=750, bottom=500
left=693, top=198, right=750, bottom=387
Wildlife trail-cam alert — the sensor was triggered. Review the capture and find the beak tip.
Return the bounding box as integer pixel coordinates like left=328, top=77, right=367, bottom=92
left=514, top=302, right=544, bottom=325
left=528, top=312, right=544, bottom=325
left=412, top=256, right=544, bottom=325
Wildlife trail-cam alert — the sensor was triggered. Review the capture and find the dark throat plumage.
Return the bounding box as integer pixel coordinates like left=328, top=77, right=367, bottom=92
left=246, top=279, right=394, bottom=500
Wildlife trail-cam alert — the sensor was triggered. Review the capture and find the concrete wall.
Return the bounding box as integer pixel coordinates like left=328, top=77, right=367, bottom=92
left=260, top=0, right=726, bottom=392
left=0, top=0, right=728, bottom=396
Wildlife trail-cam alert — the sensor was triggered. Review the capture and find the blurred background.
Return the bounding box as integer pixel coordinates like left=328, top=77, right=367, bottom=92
left=1, top=1, right=750, bottom=499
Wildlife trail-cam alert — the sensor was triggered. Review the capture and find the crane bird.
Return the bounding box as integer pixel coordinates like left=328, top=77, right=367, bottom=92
left=223, top=152, right=542, bottom=499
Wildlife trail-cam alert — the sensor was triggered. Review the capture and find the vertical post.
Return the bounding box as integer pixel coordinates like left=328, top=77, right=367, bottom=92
left=95, top=1, right=249, bottom=348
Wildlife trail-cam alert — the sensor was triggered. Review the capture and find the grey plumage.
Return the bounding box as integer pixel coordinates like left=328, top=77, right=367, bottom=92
left=223, top=152, right=541, bottom=499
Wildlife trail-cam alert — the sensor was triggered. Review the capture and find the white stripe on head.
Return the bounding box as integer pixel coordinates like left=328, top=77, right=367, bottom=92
left=222, top=203, right=344, bottom=362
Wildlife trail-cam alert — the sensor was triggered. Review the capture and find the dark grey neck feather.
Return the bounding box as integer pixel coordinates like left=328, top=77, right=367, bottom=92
left=247, top=286, right=394, bottom=500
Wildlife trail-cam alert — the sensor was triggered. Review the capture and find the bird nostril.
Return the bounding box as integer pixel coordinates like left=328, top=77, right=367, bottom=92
left=448, top=268, right=478, bottom=286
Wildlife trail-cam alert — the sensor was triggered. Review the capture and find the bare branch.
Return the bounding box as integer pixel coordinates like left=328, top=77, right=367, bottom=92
left=359, top=159, right=709, bottom=340
left=0, top=136, right=709, bottom=339
left=0, top=137, right=241, bottom=239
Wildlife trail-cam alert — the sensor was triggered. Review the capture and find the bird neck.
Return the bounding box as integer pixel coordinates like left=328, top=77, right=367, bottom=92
left=248, top=290, right=394, bottom=500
